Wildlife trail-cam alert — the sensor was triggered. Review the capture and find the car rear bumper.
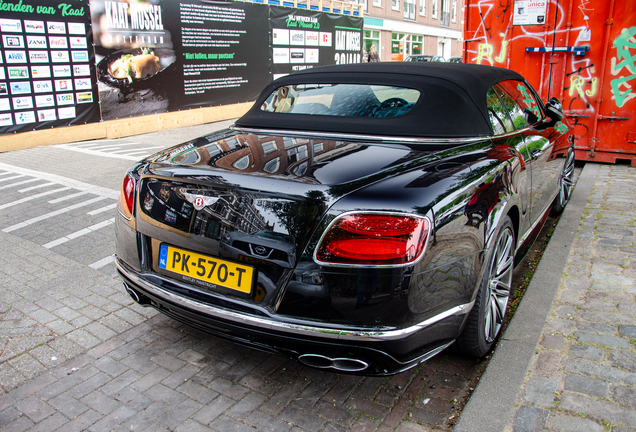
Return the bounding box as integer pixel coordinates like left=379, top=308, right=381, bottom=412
left=117, top=257, right=472, bottom=375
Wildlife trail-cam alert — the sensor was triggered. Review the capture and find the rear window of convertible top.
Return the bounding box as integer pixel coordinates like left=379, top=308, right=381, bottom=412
left=261, top=84, right=421, bottom=118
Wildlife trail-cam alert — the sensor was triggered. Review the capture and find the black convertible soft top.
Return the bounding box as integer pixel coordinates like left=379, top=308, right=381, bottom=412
left=236, top=62, right=527, bottom=138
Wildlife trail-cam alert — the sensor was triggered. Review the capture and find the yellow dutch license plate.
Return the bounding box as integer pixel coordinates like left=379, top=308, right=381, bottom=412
left=158, top=244, right=255, bottom=295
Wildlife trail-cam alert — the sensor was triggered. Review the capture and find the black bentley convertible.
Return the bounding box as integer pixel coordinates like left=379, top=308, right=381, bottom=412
left=115, top=63, right=574, bottom=375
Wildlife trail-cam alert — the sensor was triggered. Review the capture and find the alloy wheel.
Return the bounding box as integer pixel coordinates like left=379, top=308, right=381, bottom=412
left=483, top=225, right=515, bottom=343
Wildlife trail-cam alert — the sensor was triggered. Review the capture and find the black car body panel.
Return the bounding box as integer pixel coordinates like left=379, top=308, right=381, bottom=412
left=115, top=63, right=573, bottom=375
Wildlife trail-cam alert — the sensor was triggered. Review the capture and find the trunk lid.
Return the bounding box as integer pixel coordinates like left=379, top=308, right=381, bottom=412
left=134, top=130, right=441, bottom=309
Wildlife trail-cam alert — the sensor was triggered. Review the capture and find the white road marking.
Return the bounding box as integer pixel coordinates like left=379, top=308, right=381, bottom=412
left=0, top=178, right=40, bottom=191
left=0, top=175, right=26, bottom=183
left=0, top=187, right=71, bottom=210
left=19, top=182, right=56, bottom=193
left=43, top=218, right=115, bottom=249
left=3, top=196, right=107, bottom=233
left=110, top=146, right=163, bottom=154
left=49, top=191, right=89, bottom=204
left=89, top=255, right=115, bottom=269
left=0, top=163, right=118, bottom=199
left=87, top=203, right=117, bottom=215
left=54, top=144, right=148, bottom=161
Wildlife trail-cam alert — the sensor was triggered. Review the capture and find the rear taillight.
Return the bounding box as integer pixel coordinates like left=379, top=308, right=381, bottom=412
left=314, top=213, right=430, bottom=266
left=117, top=174, right=135, bottom=219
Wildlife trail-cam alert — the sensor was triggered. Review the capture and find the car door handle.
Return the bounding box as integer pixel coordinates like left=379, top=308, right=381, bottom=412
left=531, top=149, right=543, bottom=160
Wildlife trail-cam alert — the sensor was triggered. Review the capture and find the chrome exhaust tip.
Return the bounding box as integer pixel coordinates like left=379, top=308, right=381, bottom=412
left=298, top=354, right=369, bottom=372
left=123, top=283, right=150, bottom=306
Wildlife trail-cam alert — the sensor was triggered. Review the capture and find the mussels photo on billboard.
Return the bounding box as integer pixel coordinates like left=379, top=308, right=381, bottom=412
left=0, top=0, right=100, bottom=136
left=90, top=0, right=175, bottom=120
left=91, top=0, right=271, bottom=119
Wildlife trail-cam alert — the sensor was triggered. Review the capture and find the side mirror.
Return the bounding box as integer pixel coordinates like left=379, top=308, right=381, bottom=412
left=545, top=97, right=564, bottom=122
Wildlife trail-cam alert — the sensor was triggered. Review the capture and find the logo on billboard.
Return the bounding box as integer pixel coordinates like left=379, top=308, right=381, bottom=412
left=58, top=106, right=76, bottom=119
left=0, top=19, right=22, bottom=33
left=8, top=67, right=29, bottom=79
left=15, top=111, right=36, bottom=125
left=74, top=78, right=91, bottom=90
left=25, top=21, right=45, bottom=34
left=0, top=69, right=4, bottom=80
left=27, top=36, right=47, bottom=49
left=273, top=48, right=290, bottom=64
left=71, top=51, right=89, bottom=62
left=0, top=83, right=7, bottom=96
left=30, top=51, right=50, bottom=63
left=3, top=35, right=24, bottom=48
left=320, top=32, right=332, bottom=47
left=35, top=95, right=55, bottom=108
left=306, top=49, right=319, bottom=63
left=70, top=37, right=87, bottom=49
left=34, top=81, right=53, bottom=93
left=0, top=99, right=9, bottom=111
left=10, top=82, right=30, bottom=94
left=51, top=51, right=70, bottom=63
left=290, top=49, right=305, bottom=64
left=49, top=37, right=68, bottom=49
left=6, top=51, right=27, bottom=63
left=31, top=66, right=51, bottom=78
left=47, top=22, right=66, bottom=34
left=76, top=92, right=93, bottom=104
left=55, top=80, right=72, bottom=92
left=53, top=66, right=71, bottom=77
left=73, top=65, right=90, bottom=76
left=0, top=113, right=13, bottom=126
left=273, top=29, right=290, bottom=45
left=305, top=32, right=319, bottom=46
left=38, top=109, right=57, bottom=121
left=56, top=93, right=74, bottom=105
left=68, top=22, right=85, bottom=35
left=290, top=31, right=305, bottom=45
left=12, top=97, right=33, bottom=110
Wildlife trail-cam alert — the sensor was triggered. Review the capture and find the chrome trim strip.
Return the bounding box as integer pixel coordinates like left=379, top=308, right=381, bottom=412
left=117, top=259, right=474, bottom=342
left=231, top=126, right=490, bottom=145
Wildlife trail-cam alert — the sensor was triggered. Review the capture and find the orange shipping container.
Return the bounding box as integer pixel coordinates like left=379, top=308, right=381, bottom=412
left=464, top=0, right=636, bottom=164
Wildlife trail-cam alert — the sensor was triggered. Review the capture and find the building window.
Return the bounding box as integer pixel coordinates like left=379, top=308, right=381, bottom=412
left=441, top=0, right=451, bottom=26
left=432, top=0, right=438, bottom=18
left=412, top=35, right=423, bottom=55
left=392, top=0, right=399, bottom=11
left=264, top=157, right=280, bottom=173
left=364, top=30, right=381, bottom=62
left=233, top=155, right=250, bottom=170
left=404, top=0, right=416, bottom=20
left=392, top=33, right=423, bottom=60
left=373, top=0, right=381, bottom=6
left=419, top=0, right=426, bottom=16
left=452, top=0, right=457, bottom=22
left=262, top=141, right=278, bottom=155
left=349, top=0, right=368, bottom=12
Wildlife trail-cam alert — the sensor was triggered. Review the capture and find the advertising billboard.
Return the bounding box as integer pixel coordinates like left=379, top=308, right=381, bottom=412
left=0, top=0, right=363, bottom=134
left=0, top=0, right=100, bottom=135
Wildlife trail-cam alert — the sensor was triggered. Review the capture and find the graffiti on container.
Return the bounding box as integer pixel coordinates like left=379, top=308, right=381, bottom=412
left=610, top=27, right=636, bottom=108
left=568, top=74, right=598, bottom=98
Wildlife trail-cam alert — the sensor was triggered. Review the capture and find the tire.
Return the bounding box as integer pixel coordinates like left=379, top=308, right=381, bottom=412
left=551, top=145, right=575, bottom=215
left=456, top=216, right=515, bottom=357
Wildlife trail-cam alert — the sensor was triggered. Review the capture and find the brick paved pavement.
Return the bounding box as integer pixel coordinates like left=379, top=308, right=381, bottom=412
left=507, top=163, right=636, bottom=432
left=456, top=163, right=636, bottom=432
